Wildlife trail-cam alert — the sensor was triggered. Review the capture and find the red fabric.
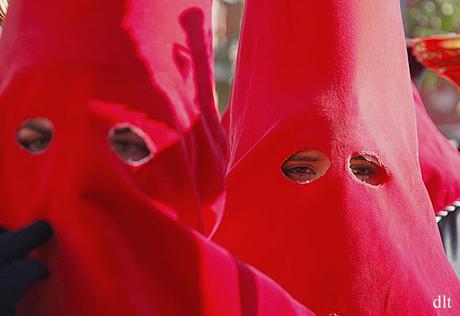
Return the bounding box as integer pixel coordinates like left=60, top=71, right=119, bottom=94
left=0, top=0, right=316, bottom=315
left=215, top=1, right=460, bottom=315
left=413, top=83, right=460, bottom=213
left=0, top=0, right=228, bottom=235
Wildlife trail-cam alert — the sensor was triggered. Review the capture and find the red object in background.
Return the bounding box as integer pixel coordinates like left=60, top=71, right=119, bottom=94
left=0, top=0, right=316, bottom=315
left=411, top=35, right=460, bottom=88
left=214, top=0, right=459, bottom=315
left=413, top=82, right=460, bottom=213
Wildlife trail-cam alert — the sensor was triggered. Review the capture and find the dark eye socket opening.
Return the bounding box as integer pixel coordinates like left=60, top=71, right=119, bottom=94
left=348, top=154, right=389, bottom=186
left=108, top=124, right=154, bottom=166
left=281, top=149, right=331, bottom=184
left=16, top=118, right=54, bottom=154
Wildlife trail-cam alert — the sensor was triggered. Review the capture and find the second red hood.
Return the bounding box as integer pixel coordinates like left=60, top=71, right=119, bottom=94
left=215, top=0, right=459, bottom=315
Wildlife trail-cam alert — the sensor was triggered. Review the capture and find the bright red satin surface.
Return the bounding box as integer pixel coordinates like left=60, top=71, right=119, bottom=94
left=0, top=0, right=315, bottom=315
left=215, top=1, right=460, bottom=315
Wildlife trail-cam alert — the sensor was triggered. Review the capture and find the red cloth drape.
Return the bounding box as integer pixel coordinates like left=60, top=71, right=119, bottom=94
left=413, top=83, right=460, bottom=213
left=0, top=0, right=315, bottom=315
left=215, top=0, right=460, bottom=314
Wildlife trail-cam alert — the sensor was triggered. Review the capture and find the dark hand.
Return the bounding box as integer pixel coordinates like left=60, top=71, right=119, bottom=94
left=0, top=221, right=53, bottom=316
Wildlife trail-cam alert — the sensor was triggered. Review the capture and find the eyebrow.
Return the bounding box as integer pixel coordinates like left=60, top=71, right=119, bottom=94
left=23, top=122, right=53, bottom=136
left=112, top=128, right=133, bottom=135
left=288, top=156, right=321, bottom=162
left=351, top=156, right=367, bottom=161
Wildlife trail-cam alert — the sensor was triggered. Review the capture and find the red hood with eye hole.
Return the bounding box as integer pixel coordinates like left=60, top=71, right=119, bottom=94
left=214, top=0, right=460, bottom=315
left=0, top=0, right=317, bottom=315
left=413, top=82, right=460, bottom=214
left=0, top=0, right=229, bottom=234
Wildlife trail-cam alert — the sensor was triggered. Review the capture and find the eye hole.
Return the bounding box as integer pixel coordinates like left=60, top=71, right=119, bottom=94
left=108, top=124, right=155, bottom=166
left=348, top=154, right=389, bottom=186
left=281, top=150, right=331, bottom=184
left=16, top=118, right=54, bottom=154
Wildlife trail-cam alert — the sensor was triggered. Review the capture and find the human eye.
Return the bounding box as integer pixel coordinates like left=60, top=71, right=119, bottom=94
left=16, top=118, right=54, bottom=154
left=348, top=155, right=388, bottom=186
left=109, top=125, right=153, bottom=166
left=282, top=164, right=317, bottom=184
left=25, top=135, right=52, bottom=152
left=350, top=163, right=376, bottom=180
left=281, top=150, right=330, bottom=184
left=112, top=139, right=150, bottom=161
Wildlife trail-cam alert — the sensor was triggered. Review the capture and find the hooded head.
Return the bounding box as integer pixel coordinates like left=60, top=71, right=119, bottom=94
left=215, top=0, right=459, bottom=314
left=0, top=0, right=228, bottom=235
left=0, top=0, right=229, bottom=314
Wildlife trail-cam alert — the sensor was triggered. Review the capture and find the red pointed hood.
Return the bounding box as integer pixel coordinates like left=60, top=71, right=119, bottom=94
left=215, top=0, right=460, bottom=314
left=0, top=0, right=228, bottom=235
left=0, top=0, right=250, bottom=314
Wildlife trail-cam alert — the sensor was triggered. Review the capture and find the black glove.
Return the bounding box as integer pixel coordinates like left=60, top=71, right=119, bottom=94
left=0, top=221, right=53, bottom=316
